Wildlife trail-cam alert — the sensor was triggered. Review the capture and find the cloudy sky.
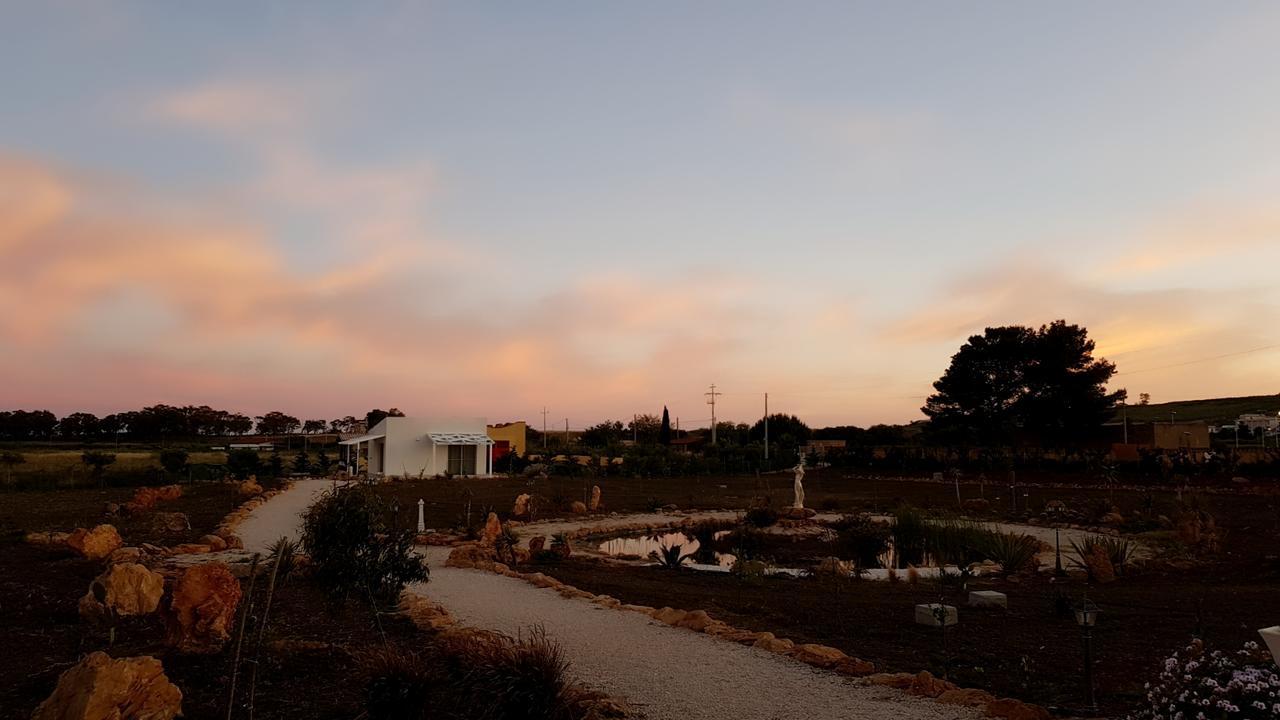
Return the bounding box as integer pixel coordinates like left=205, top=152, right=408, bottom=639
left=2, top=2, right=1278, bottom=428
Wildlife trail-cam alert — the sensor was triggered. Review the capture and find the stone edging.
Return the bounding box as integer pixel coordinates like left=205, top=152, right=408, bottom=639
left=447, top=532, right=1053, bottom=720
left=396, top=591, right=632, bottom=718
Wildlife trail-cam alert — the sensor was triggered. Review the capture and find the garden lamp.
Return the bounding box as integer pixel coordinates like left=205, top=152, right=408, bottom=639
left=1076, top=595, right=1101, bottom=714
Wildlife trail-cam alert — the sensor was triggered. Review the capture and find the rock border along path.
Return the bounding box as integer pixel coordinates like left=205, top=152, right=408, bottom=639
left=237, top=484, right=982, bottom=720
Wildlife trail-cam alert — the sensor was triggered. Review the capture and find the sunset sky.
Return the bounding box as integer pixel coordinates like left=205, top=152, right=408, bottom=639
left=2, top=2, right=1278, bottom=429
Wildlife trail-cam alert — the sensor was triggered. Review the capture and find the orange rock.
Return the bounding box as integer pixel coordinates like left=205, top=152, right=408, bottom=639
left=238, top=478, right=264, bottom=496
left=79, top=562, right=165, bottom=622
left=589, top=485, right=602, bottom=511
left=984, top=698, right=1051, bottom=720
left=32, top=651, right=182, bottom=720
left=164, top=562, right=242, bottom=654
left=446, top=543, right=497, bottom=569
left=481, top=512, right=502, bottom=544
left=908, top=671, right=957, bottom=698
left=570, top=501, right=588, bottom=514
left=938, top=688, right=996, bottom=707
left=867, top=672, right=915, bottom=689
left=170, top=543, right=213, bottom=555
left=675, top=610, right=714, bottom=631
left=792, top=643, right=848, bottom=669
left=198, top=534, right=227, bottom=551
left=834, top=657, right=876, bottom=676
left=752, top=632, right=795, bottom=654
left=652, top=607, right=688, bottom=625
left=66, top=525, right=123, bottom=561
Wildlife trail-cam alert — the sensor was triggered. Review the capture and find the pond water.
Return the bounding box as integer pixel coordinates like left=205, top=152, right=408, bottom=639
left=597, top=531, right=737, bottom=568
left=596, top=529, right=933, bottom=571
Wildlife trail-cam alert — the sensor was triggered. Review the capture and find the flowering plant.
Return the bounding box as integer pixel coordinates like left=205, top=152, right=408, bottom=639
left=1130, top=639, right=1280, bottom=719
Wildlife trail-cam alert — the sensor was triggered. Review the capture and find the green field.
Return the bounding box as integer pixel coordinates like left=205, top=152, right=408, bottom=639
left=1119, top=393, right=1280, bottom=425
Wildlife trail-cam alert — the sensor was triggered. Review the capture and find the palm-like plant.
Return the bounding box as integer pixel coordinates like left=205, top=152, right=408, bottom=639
left=649, top=543, right=695, bottom=570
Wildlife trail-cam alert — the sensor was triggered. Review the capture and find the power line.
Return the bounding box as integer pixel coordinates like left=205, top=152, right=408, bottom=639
left=1117, top=343, right=1280, bottom=376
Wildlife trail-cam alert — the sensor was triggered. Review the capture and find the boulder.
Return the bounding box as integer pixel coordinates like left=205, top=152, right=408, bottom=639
left=1100, top=512, right=1124, bottom=525
left=834, top=657, right=876, bottom=676
left=198, top=534, right=227, bottom=552
left=751, top=632, right=794, bottom=654
left=107, top=547, right=144, bottom=565
left=813, top=556, right=850, bottom=576
left=527, top=535, right=546, bottom=553
left=151, top=512, right=190, bottom=533
left=867, top=673, right=915, bottom=689
left=31, top=651, right=182, bottom=720
left=570, top=501, right=588, bottom=514
left=652, top=607, right=688, bottom=625
left=512, top=493, right=531, bottom=518
left=238, top=477, right=264, bottom=496
left=79, top=562, right=165, bottom=622
left=792, top=643, right=847, bottom=669
left=446, top=543, right=497, bottom=570
left=164, top=562, right=242, bottom=654
left=67, top=525, right=124, bottom=561
left=907, top=671, right=957, bottom=698
left=675, top=610, right=714, bottom=632
left=937, top=688, right=995, bottom=707
left=984, top=698, right=1051, bottom=720
left=124, top=485, right=183, bottom=514
left=961, top=498, right=991, bottom=513
left=481, top=512, right=502, bottom=544
left=170, top=543, right=213, bottom=555
left=589, top=485, right=602, bottom=512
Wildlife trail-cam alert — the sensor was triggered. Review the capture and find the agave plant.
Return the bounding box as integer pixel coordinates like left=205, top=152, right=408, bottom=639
left=649, top=542, right=695, bottom=570
left=981, top=532, right=1040, bottom=576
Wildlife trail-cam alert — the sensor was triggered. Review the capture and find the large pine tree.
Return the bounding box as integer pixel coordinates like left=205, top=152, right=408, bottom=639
left=922, top=320, right=1125, bottom=446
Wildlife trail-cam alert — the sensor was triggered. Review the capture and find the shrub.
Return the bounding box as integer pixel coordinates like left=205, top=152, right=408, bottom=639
left=982, top=532, right=1040, bottom=576
left=1129, top=639, right=1280, bottom=720
left=1069, top=537, right=1117, bottom=583
left=723, top=526, right=767, bottom=560
left=158, top=449, right=188, bottom=475
left=362, top=648, right=440, bottom=720
left=301, top=486, right=428, bottom=602
left=437, top=627, right=578, bottom=720
left=830, top=515, right=890, bottom=568
left=890, top=508, right=928, bottom=568
left=743, top=507, right=779, bottom=528
left=226, top=448, right=261, bottom=479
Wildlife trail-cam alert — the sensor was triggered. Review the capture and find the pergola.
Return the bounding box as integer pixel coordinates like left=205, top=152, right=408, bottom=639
left=427, top=432, right=495, bottom=476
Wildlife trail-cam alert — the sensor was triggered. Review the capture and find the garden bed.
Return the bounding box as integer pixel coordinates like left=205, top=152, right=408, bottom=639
left=538, top=557, right=1279, bottom=716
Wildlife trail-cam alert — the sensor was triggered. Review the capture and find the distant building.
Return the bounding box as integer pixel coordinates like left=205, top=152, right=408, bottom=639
left=487, top=421, right=527, bottom=460
left=800, top=439, right=847, bottom=457
left=1105, top=420, right=1210, bottom=450
left=339, top=417, right=494, bottom=478
left=1237, top=413, right=1280, bottom=432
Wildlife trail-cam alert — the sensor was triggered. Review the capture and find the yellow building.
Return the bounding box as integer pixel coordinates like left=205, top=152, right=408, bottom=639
left=486, top=421, right=527, bottom=458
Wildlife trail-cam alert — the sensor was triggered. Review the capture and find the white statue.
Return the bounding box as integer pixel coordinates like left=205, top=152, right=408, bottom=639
left=792, top=456, right=806, bottom=509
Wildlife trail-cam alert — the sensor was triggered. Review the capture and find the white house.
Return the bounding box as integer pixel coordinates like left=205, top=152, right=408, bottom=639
left=339, top=417, right=495, bottom=478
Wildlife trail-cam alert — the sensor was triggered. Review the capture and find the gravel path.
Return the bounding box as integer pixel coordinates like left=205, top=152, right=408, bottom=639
left=234, top=483, right=982, bottom=719
left=412, top=547, right=979, bottom=720
left=237, top=479, right=344, bottom=553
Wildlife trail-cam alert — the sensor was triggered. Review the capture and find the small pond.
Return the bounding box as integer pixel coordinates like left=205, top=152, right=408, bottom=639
left=597, top=531, right=737, bottom=568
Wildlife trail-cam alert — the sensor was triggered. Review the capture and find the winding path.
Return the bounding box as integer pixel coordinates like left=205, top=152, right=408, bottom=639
left=238, top=482, right=984, bottom=720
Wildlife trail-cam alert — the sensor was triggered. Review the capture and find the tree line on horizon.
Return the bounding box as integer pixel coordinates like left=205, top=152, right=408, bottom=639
left=0, top=406, right=408, bottom=442
left=2, top=320, right=1128, bottom=450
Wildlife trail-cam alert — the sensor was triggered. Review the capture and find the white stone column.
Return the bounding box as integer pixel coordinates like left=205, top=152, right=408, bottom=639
left=417, top=498, right=425, bottom=532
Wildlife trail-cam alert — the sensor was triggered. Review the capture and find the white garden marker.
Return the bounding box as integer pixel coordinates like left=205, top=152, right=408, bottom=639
left=417, top=498, right=426, bottom=533
left=1260, top=626, right=1280, bottom=667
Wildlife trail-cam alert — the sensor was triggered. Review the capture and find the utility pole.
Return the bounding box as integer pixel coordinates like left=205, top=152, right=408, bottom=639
left=1121, top=400, right=1128, bottom=445
left=763, top=392, right=769, bottom=461
left=564, top=418, right=569, bottom=446
left=541, top=407, right=549, bottom=449
left=705, top=383, right=722, bottom=445
left=633, top=414, right=638, bottom=444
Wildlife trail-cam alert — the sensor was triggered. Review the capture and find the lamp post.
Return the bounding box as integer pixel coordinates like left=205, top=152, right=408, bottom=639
left=1075, top=595, right=1101, bottom=714
left=1054, top=528, right=1065, bottom=576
